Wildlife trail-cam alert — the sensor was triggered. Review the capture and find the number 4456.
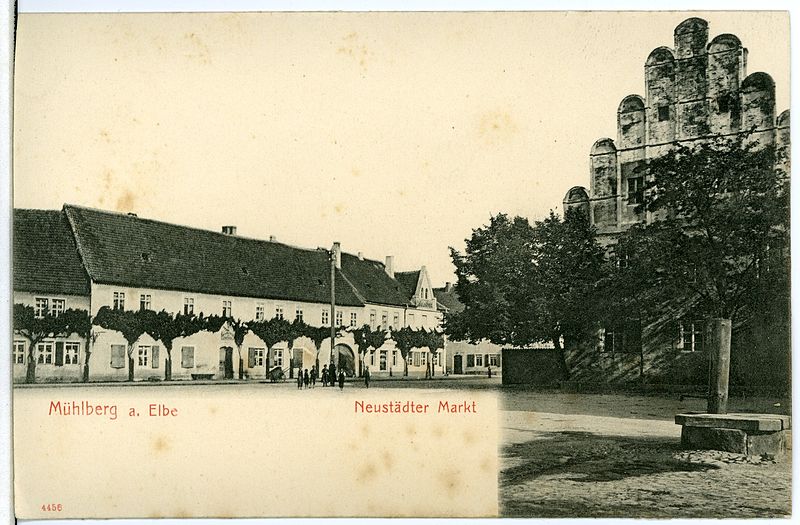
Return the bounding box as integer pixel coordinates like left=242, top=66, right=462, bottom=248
left=41, top=503, right=62, bottom=512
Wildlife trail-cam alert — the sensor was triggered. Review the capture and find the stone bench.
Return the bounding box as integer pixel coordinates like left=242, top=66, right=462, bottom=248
left=675, top=413, right=791, bottom=457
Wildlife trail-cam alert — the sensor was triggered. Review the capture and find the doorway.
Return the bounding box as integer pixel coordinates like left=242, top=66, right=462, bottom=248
left=453, top=354, right=463, bottom=375
left=219, top=347, right=234, bottom=379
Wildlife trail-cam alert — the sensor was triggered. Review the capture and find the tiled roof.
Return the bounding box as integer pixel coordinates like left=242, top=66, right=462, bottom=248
left=13, top=209, right=91, bottom=296
left=62, top=205, right=412, bottom=307
left=394, top=270, right=420, bottom=300
left=433, top=286, right=465, bottom=313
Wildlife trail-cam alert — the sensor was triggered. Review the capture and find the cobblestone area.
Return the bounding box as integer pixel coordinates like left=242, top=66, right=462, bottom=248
left=500, top=410, right=792, bottom=518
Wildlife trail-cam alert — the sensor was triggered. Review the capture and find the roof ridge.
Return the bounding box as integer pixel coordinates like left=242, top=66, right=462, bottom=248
left=64, top=203, right=340, bottom=259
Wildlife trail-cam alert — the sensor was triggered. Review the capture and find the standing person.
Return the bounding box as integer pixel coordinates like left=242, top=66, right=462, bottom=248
left=311, top=366, right=317, bottom=388
left=364, top=366, right=371, bottom=388
left=487, top=366, right=492, bottom=379
left=303, top=368, right=310, bottom=389
left=338, top=369, right=345, bottom=390
left=296, top=368, right=303, bottom=390
left=329, top=362, right=337, bottom=387
left=322, top=365, right=329, bottom=387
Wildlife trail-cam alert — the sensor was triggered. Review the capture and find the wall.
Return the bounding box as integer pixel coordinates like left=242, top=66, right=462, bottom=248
left=501, top=348, right=565, bottom=386
left=445, top=340, right=502, bottom=375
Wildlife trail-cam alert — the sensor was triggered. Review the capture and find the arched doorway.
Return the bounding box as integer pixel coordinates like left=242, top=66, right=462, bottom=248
left=335, top=344, right=355, bottom=377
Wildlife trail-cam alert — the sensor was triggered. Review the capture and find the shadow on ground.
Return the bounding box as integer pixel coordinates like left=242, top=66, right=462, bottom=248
left=502, top=431, right=716, bottom=486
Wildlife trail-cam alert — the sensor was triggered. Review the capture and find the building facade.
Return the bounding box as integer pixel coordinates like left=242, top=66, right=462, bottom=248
left=13, top=204, right=445, bottom=383
left=560, top=17, right=790, bottom=390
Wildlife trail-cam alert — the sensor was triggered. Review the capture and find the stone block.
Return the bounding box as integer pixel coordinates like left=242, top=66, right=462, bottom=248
left=681, top=425, right=747, bottom=454
left=747, top=431, right=787, bottom=458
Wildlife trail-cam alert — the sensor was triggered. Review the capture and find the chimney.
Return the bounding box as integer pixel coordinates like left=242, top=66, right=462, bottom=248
left=222, top=226, right=237, bottom=235
left=269, top=235, right=276, bottom=242
left=445, top=282, right=454, bottom=293
left=332, top=242, right=341, bottom=270
left=358, top=251, right=364, bottom=260
left=385, top=255, right=394, bottom=278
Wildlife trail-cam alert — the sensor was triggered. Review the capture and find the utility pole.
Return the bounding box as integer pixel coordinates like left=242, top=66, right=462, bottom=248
left=330, top=243, right=337, bottom=366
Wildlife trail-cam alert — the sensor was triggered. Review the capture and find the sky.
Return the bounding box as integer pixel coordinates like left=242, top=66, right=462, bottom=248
left=12, top=11, right=790, bottom=286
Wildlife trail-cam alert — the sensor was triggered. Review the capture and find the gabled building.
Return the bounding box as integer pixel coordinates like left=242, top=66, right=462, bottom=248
left=433, top=283, right=503, bottom=375
left=559, top=17, right=790, bottom=390
left=13, top=204, right=445, bottom=382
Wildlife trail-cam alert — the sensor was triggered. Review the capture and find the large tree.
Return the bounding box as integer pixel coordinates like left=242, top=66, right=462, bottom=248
left=604, top=133, right=789, bottom=407
left=93, top=306, right=150, bottom=381
left=447, top=210, right=606, bottom=377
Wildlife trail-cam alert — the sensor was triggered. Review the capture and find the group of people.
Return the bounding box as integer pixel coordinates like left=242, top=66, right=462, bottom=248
left=296, top=363, right=346, bottom=390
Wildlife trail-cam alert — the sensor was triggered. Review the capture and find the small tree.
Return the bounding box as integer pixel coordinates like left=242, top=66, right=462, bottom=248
left=229, top=318, right=250, bottom=380
left=392, top=327, right=414, bottom=377
left=13, top=304, right=91, bottom=384
left=93, top=306, right=148, bottom=382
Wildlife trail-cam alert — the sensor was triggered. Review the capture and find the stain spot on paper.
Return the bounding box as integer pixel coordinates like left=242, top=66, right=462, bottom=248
left=115, top=189, right=136, bottom=212
left=152, top=435, right=171, bottom=453
left=478, top=110, right=519, bottom=145
left=356, top=462, right=378, bottom=483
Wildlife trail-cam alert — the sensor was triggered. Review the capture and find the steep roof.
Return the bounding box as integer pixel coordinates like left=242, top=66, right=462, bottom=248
left=13, top=209, right=91, bottom=296
left=433, top=286, right=465, bottom=314
left=62, top=204, right=411, bottom=307
left=394, top=270, right=420, bottom=300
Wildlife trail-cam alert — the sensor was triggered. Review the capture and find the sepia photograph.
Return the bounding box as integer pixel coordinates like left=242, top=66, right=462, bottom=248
left=8, top=4, right=793, bottom=519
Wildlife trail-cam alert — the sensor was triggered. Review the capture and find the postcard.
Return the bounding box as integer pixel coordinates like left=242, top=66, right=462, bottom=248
left=10, top=7, right=792, bottom=519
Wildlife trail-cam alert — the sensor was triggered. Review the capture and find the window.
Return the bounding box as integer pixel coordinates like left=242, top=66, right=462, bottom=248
left=37, top=342, right=54, bottom=364
left=139, top=294, right=151, bottom=311
left=370, top=310, right=376, bottom=327
left=392, top=350, right=397, bottom=367
left=680, top=322, right=704, bottom=353
left=248, top=347, right=265, bottom=367
left=603, top=328, right=619, bottom=354
left=408, top=313, right=415, bottom=326
left=466, top=354, right=475, bottom=367
left=421, top=352, right=427, bottom=366
left=717, top=93, right=740, bottom=117
left=370, top=351, right=375, bottom=366
left=295, top=307, right=303, bottom=322
left=489, top=354, right=499, bottom=367
left=14, top=341, right=25, bottom=364
left=350, top=312, right=357, bottom=327
left=64, top=342, right=80, bottom=365
left=657, top=105, right=670, bottom=121
left=222, top=300, right=232, bottom=317
left=335, top=311, right=343, bottom=327
left=110, top=345, right=126, bottom=368
left=51, top=299, right=65, bottom=316
left=627, top=177, right=643, bottom=205
left=380, top=350, right=387, bottom=371
left=34, top=297, right=49, bottom=318
left=413, top=352, right=421, bottom=367
left=138, top=346, right=149, bottom=367
left=181, top=346, right=195, bottom=368
left=392, top=313, right=399, bottom=328
left=475, top=354, right=483, bottom=367
left=137, top=345, right=159, bottom=368
left=273, top=349, right=282, bottom=367
left=381, top=312, right=388, bottom=330
left=184, top=297, right=194, bottom=315
left=255, top=303, right=265, bottom=321
left=322, top=309, right=329, bottom=326
left=113, top=292, right=125, bottom=310
left=276, top=305, right=284, bottom=320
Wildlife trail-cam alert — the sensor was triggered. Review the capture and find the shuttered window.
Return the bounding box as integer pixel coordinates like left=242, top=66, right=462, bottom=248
left=181, top=346, right=195, bottom=368
left=54, top=342, right=65, bottom=366
left=151, top=345, right=160, bottom=368
left=111, top=345, right=126, bottom=368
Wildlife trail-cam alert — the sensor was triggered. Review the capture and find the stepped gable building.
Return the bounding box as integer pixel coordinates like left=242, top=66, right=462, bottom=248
left=13, top=204, right=443, bottom=383
left=563, top=17, right=790, bottom=247
left=558, top=17, right=790, bottom=390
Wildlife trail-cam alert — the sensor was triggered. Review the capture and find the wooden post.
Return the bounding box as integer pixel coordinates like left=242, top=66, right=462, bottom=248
left=707, top=318, right=732, bottom=414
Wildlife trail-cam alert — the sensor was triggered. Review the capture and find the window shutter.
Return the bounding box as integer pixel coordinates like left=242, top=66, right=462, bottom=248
left=182, top=347, right=194, bottom=368
left=54, top=342, right=64, bottom=366
left=111, top=345, right=125, bottom=368
left=152, top=345, right=159, bottom=368
left=248, top=348, right=255, bottom=368
left=484, top=354, right=489, bottom=366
